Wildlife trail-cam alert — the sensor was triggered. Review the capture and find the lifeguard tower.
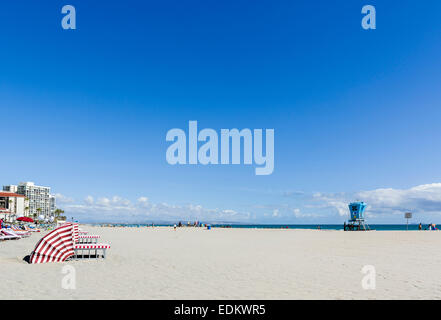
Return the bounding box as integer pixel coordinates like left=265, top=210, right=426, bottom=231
left=344, top=201, right=370, bottom=231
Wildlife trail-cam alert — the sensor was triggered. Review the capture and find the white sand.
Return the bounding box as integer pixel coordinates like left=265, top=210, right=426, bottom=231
left=1, top=226, right=441, bottom=300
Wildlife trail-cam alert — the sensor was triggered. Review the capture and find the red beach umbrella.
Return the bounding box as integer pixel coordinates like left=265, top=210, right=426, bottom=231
left=17, top=217, right=34, bottom=222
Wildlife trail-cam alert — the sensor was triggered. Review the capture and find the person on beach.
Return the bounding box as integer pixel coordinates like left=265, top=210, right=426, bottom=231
left=174, top=224, right=177, bottom=231
left=419, top=223, right=422, bottom=230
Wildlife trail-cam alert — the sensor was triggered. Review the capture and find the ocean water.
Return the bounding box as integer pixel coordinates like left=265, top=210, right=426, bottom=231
left=212, top=224, right=431, bottom=231
left=93, top=223, right=437, bottom=231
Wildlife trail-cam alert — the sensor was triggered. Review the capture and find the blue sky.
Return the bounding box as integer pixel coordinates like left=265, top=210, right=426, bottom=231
left=1, top=0, right=441, bottom=223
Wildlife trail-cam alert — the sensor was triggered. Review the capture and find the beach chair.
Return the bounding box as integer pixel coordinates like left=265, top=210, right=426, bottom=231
left=73, top=243, right=111, bottom=259
left=0, top=235, right=19, bottom=241
left=71, top=224, right=110, bottom=259
left=10, top=226, right=31, bottom=237
left=77, top=235, right=100, bottom=244
left=23, top=225, right=40, bottom=232
left=1, top=229, right=21, bottom=240
left=1, top=229, right=23, bottom=239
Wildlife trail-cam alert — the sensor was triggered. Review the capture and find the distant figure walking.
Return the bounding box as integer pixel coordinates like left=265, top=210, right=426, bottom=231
left=174, top=224, right=177, bottom=231
left=419, top=223, right=422, bottom=230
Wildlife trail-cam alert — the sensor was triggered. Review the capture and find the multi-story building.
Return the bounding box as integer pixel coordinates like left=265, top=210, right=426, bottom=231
left=3, top=185, right=18, bottom=193
left=3, top=182, right=53, bottom=220
left=0, top=191, right=25, bottom=221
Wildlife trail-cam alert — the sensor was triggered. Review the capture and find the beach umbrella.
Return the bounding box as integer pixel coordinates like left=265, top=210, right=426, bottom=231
left=17, top=217, right=34, bottom=223
left=29, top=223, right=75, bottom=264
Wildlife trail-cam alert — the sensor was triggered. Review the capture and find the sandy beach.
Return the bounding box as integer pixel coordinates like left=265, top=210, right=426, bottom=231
left=1, top=226, right=441, bottom=300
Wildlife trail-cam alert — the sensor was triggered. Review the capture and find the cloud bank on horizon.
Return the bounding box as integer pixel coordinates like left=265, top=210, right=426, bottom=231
left=57, top=194, right=251, bottom=223
left=55, top=183, right=441, bottom=224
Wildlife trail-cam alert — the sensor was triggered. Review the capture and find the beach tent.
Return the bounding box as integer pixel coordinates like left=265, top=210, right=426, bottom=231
left=29, top=223, right=75, bottom=264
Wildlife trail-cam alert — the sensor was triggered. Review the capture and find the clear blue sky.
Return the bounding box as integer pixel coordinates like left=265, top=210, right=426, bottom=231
left=1, top=0, right=441, bottom=223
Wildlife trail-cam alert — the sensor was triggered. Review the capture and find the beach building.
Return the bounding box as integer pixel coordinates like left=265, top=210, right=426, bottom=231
left=0, top=191, right=25, bottom=221
left=3, top=185, right=18, bottom=193
left=3, top=182, right=53, bottom=220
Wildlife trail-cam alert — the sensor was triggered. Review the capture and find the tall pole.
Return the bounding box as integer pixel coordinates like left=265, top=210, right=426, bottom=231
left=405, top=213, right=412, bottom=231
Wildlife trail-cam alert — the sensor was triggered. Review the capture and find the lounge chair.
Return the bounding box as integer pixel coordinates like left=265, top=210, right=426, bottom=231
left=10, top=226, right=31, bottom=237
left=77, top=235, right=100, bottom=244
left=1, top=229, right=21, bottom=240
left=73, top=243, right=111, bottom=259
left=71, top=224, right=109, bottom=258
left=1, top=235, right=19, bottom=241
left=24, top=225, right=40, bottom=232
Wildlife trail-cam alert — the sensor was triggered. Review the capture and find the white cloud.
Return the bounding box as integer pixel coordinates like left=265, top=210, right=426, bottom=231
left=137, top=197, right=149, bottom=203
left=311, top=192, right=349, bottom=216
left=62, top=194, right=249, bottom=223
left=282, top=190, right=305, bottom=197
left=358, top=183, right=441, bottom=213
left=96, top=197, right=110, bottom=206
left=310, top=183, right=441, bottom=217
left=291, top=208, right=321, bottom=218
left=53, top=193, right=74, bottom=204
left=84, top=195, right=94, bottom=205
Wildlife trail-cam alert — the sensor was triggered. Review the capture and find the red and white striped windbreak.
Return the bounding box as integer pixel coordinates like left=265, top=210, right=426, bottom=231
left=29, top=223, right=75, bottom=264
left=72, top=223, right=79, bottom=244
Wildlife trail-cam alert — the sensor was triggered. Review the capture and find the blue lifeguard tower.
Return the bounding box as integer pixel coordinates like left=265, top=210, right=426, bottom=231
left=344, top=201, right=370, bottom=231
